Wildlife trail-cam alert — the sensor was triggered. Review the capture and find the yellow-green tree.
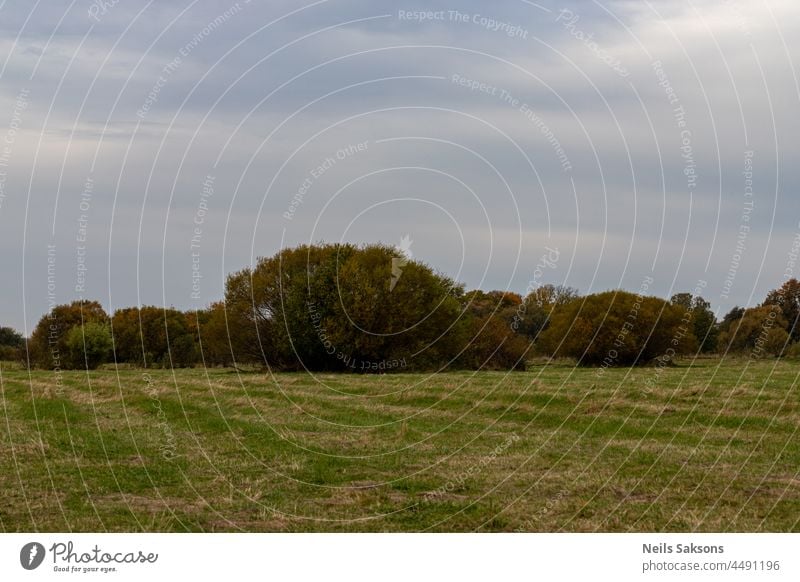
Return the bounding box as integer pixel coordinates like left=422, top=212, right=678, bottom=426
left=65, top=322, right=112, bottom=369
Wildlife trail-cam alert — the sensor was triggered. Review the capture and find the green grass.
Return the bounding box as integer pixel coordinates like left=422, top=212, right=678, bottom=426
left=0, top=357, right=798, bottom=532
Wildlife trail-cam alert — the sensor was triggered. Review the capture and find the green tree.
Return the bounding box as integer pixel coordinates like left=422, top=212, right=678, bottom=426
left=110, top=307, right=145, bottom=364
left=329, top=244, right=467, bottom=370
left=0, top=326, right=23, bottom=361
left=65, top=322, right=112, bottom=369
left=457, top=290, right=531, bottom=369
left=720, top=306, right=745, bottom=328
left=29, top=300, right=108, bottom=369
left=0, top=326, right=23, bottom=348
left=224, top=244, right=352, bottom=369
left=692, top=297, right=718, bottom=353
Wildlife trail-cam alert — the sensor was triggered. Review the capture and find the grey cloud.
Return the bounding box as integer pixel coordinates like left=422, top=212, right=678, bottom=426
left=1, top=0, right=799, bottom=331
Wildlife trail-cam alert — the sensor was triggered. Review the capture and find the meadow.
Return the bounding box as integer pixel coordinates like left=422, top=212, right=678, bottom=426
left=0, top=358, right=797, bottom=532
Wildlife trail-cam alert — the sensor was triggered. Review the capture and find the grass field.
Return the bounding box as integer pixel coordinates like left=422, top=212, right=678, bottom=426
left=1, top=358, right=798, bottom=532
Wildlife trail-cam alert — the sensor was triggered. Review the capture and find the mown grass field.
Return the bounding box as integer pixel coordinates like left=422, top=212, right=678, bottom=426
left=0, top=358, right=798, bottom=532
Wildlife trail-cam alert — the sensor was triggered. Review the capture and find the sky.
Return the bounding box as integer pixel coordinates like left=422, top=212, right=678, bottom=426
left=0, top=0, right=799, bottom=333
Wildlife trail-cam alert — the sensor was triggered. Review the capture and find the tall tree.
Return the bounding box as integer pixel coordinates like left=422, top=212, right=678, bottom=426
left=669, top=293, right=718, bottom=353
left=529, top=284, right=579, bottom=307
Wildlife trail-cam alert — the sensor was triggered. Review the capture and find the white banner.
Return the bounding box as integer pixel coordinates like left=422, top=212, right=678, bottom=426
left=1, top=533, right=797, bottom=581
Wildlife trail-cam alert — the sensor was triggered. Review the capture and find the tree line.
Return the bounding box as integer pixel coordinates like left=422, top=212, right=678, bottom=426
left=2, top=243, right=800, bottom=371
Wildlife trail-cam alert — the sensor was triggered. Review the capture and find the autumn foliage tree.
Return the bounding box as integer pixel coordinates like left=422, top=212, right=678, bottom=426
left=458, top=290, right=531, bottom=370
left=192, top=302, right=234, bottom=367
left=458, top=312, right=531, bottom=370
left=537, top=291, right=696, bottom=365
left=224, top=243, right=479, bottom=371
left=110, top=306, right=197, bottom=368
left=717, top=305, right=788, bottom=356
left=762, top=278, right=800, bottom=341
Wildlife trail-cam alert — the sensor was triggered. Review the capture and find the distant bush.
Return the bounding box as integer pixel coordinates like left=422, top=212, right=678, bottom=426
left=536, top=291, right=696, bottom=366
left=763, top=327, right=791, bottom=357
left=0, top=326, right=24, bottom=363
left=111, top=306, right=197, bottom=368
left=458, top=314, right=531, bottom=370
left=458, top=290, right=531, bottom=370
left=717, top=306, right=787, bottom=356
left=192, top=302, right=234, bottom=367
left=783, top=342, right=800, bottom=359
left=29, top=245, right=800, bottom=371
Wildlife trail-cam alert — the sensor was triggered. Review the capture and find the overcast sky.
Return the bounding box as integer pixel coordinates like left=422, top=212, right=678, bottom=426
left=1, top=0, right=798, bottom=332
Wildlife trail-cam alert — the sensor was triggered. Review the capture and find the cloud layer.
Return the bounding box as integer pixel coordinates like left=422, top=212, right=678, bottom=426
left=1, top=0, right=799, bottom=330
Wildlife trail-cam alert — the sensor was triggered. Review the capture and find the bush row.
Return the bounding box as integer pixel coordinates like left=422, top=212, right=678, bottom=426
left=3, top=244, right=799, bottom=371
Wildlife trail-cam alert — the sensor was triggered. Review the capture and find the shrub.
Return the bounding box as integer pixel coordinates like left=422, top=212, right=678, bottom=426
left=717, top=305, right=787, bottom=355
left=111, top=306, right=197, bottom=368
left=784, top=341, right=800, bottom=359
left=763, top=327, right=790, bottom=357
left=459, top=314, right=530, bottom=370
left=537, top=291, right=696, bottom=366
